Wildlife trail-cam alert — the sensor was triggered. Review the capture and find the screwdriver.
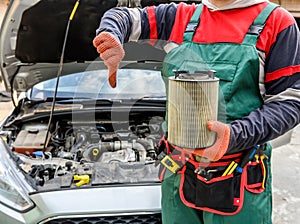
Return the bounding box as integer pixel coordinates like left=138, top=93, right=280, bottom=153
left=238, top=145, right=260, bottom=170
left=222, top=145, right=260, bottom=176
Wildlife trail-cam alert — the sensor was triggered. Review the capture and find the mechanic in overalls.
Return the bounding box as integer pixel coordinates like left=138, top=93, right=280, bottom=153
left=93, top=0, right=300, bottom=223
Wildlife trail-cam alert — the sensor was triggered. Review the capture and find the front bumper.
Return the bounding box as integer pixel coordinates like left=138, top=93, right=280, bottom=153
left=0, top=184, right=161, bottom=224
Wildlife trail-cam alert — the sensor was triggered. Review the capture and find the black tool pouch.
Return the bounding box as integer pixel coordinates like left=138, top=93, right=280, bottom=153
left=245, top=158, right=268, bottom=193
left=179, top=157, right=267, bottom=216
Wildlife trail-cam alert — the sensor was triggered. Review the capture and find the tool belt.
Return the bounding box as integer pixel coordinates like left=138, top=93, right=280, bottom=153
left=157, top=137, right=268, bottom=215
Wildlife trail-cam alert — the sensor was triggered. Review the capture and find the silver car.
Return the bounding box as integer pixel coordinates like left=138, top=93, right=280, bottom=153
left=0, top=0, right=170, bottom=223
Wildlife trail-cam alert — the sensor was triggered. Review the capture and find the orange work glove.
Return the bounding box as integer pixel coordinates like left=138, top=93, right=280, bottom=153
left=193, top=120, right=231, bottom=161
left=93, top=32, right=125, bottom=88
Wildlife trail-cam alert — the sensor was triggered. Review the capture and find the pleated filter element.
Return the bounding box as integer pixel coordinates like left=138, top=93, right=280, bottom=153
left=168, top=71, right=219, bottom=149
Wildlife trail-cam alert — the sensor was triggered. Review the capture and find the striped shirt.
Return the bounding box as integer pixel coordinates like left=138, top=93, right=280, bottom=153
left=97, top=2, right=300, bottom=150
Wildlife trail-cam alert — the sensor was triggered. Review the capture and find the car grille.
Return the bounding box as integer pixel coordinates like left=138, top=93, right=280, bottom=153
left=43, top=213, right=162, bottom=224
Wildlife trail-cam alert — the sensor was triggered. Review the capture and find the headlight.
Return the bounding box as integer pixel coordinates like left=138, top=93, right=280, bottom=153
left=0, top=138, right=35, bottom=211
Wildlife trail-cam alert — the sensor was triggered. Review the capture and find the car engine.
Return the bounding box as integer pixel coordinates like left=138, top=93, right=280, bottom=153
left=1, top=110, right=165, bottom=190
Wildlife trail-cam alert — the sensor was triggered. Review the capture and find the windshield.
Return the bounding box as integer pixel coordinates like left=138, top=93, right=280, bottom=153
left=30, top=68, right=166, bottom=100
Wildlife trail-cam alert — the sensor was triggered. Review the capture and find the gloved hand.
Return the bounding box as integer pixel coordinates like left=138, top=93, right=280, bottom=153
left=93, top=32, right=125, bottom=88
left=193, top=120, right=231, bottom=161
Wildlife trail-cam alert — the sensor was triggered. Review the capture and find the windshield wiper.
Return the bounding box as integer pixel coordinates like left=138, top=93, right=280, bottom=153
left=27, top=97, right=165, bottom=107
left=140, top=96, right=166, bottom=100
left=81, top=98, right=115, bottom=106
left=133, top=96, right=166, bottom=107
left=27, top=97, right=91, bottom=106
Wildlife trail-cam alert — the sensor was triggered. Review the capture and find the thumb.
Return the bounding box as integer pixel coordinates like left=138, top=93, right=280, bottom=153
left=108, top=70, right=117, bottom=88
left=194, top=120, right=230, bottom=161
left=206, top=120, right=230, bottom=148
left=207, top=120, right=228, bottom=133
left=207, top=120, right=230, bottom=148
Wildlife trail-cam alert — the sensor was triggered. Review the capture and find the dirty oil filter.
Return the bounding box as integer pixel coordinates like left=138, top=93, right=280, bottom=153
left=168, top=70, right=219, bottom=149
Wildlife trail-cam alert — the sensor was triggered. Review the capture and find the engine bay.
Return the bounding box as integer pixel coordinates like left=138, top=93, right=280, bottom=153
left=1, top=109, right=165, bottom=190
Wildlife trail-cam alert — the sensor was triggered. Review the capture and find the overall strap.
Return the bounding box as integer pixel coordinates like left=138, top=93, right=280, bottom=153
left=243, top=2, right=279, bottom=45
left=183, top=4, right=203, bottom=42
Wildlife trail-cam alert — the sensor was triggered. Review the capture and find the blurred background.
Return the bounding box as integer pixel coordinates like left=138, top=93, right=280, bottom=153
left=0, top=0, right=12, bottom=121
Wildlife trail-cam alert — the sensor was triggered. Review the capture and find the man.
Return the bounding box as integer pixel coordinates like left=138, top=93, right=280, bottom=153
left=93, top=0, right=300, bottom=223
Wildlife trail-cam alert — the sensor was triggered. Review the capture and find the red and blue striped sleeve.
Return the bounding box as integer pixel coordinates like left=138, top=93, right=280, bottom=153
left=228, top=7, right=300, bottom=151
left=96, top=3, right=180, bottom=46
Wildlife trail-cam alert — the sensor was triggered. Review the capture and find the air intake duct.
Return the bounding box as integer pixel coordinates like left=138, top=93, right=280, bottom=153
left=168, top=70, right=219, bottom=149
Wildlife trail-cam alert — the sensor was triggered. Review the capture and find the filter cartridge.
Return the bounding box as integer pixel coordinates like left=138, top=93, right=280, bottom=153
left=168, top=70, right=219, bottom=149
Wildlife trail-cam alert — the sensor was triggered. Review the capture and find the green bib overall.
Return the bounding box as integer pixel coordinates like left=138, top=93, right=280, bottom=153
left=160, top=3, right=277, bottom=224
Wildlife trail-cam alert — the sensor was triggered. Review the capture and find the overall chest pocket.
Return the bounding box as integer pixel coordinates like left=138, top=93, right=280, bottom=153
left=179, top=60, right=238, bottom=102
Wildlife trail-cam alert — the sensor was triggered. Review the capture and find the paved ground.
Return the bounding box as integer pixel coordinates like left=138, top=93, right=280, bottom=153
left=272, top=126, right=300, bottom=224
left=0, top=1, right=300, bottom=223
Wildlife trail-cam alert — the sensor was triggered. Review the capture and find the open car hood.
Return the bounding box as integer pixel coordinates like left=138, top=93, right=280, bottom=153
left=0, top=0, right=175, bottom=92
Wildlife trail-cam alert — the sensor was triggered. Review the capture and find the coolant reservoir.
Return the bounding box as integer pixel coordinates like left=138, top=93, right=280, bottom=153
left=168, top=70, right=219, bottom=149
